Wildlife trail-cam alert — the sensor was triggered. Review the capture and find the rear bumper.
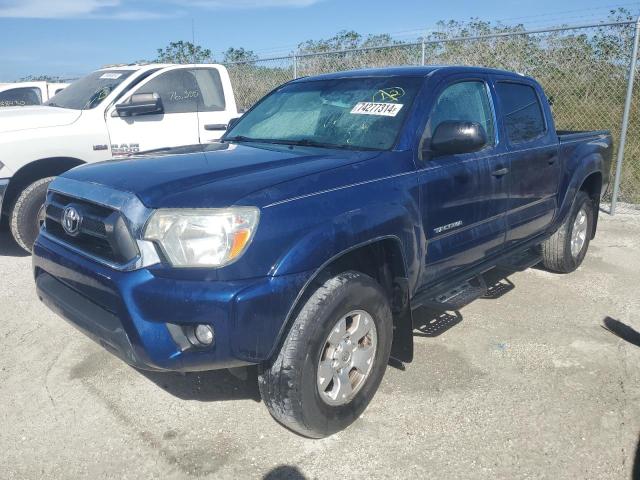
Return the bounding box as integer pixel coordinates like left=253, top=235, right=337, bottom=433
left=33, top=234, right=310, bottom=372
left=0, top=178, right=9, bottom=215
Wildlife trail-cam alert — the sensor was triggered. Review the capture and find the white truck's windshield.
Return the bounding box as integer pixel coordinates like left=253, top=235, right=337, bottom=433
left=225, top=76, right=422, bottom=150
left=46, top=70, right=135, bottom=110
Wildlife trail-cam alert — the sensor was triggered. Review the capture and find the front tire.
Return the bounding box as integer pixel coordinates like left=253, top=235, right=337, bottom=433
left=541, top=191, right=594, bottom=273
left=10, top=177, right=53, bottom=253
left=258, top=271, right=393, bottom=438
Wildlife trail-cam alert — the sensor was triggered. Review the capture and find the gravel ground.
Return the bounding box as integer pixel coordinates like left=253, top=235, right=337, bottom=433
left=1, top=213, right=639, bottom=480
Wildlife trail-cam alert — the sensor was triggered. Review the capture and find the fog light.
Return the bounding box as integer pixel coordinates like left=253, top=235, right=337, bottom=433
left=193, top=324, right=215, bottom=346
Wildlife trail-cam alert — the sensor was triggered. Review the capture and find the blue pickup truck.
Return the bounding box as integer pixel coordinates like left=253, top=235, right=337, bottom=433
left=33, top=66, right=612, bottom=437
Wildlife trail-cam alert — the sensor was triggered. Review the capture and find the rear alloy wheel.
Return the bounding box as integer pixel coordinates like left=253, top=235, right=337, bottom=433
left=570, top=206, right=589, bottom=259
left=541, top=191, right=594, bottom=273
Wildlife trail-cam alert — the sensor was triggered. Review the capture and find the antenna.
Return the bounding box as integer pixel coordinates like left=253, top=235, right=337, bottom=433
left=192, top=18, right=196, bottom=63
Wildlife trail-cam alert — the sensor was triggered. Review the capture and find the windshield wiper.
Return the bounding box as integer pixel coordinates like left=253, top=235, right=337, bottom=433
left=268, top=139, right=380, bottom=151
left=222, top=135, right=278, bottom=144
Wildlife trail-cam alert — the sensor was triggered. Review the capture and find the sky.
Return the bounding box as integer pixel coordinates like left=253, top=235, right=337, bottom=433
left=0, top=0, right=638, bottom=81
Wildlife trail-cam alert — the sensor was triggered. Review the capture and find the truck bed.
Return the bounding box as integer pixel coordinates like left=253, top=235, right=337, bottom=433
left=557, top=129, right=610, bottom=141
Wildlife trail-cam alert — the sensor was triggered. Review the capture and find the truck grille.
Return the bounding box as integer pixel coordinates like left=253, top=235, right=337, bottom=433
left=44, top=192, right=139, bottom=265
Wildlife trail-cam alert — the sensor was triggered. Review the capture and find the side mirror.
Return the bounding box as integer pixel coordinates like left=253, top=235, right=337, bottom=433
left=430, top=121, right=487, bottom=156
left=115, top=93, right=163, bottom=117
left=227, top=117, right=241, bottom=130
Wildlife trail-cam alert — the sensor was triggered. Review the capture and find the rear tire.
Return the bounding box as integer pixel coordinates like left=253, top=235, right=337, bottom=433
left=541, top=191, right=593, bottom=273
left=258, top=271, right=393, bottom=438
left=10, top=177, right=53, bottom=253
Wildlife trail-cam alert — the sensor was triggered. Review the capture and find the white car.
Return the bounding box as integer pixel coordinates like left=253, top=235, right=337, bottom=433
left=0, top=81, right=69, bottom=107
left=0, top=63, right=239, bottom=252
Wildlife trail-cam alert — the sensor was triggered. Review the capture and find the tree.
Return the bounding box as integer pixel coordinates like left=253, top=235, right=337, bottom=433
left=155, top=41, right=212, bottom=64
left=223, top=47, right=258, bottom=63
left=297, top=30, right=401, bottom=54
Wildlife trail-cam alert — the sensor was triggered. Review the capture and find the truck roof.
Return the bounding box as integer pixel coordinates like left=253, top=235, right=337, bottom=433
left=97, top=63, right=226, bottom=72
left=295, top=65, right=529, bottom=81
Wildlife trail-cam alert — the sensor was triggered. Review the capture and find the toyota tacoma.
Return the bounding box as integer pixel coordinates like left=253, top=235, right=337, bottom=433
left=33, top=66, right=612, bottom=437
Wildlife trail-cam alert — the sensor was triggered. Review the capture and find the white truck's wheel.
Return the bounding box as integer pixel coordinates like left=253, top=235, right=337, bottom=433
left=10, top=177, right=53, bottom=253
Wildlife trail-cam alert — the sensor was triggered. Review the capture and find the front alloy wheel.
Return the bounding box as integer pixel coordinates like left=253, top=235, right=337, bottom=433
left=258, top=271, right=393, bottom=438
left=317, top=310, right=377, bottom=406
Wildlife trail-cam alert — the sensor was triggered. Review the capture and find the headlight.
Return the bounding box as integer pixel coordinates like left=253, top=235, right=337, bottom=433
left=144, top=207, right=259, bottom=267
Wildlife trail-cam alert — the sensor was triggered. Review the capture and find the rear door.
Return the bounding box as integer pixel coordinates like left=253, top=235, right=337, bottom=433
left=418, top=75, right=509, bottom=286
left=192, top=67, right=237, bottom=143
left=105, top=67, right=200, bottom=155
left=492, top=78, right=560, bottom=245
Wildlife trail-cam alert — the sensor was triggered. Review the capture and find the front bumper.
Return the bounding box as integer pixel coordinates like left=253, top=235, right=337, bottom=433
left=33, top=234, right=310, bottom=372
left=0, top=178, right=9, bottom=216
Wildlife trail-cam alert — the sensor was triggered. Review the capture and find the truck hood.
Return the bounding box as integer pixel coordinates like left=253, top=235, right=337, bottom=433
left=62, top=142, right=380, bottom=208
left=0, top=105, right=82, bottom=133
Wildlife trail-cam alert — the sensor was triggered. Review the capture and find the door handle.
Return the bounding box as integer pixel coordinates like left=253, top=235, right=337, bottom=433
left=491, top=167, right=509, bottom=177
left=204, top=124, right=228, bottom=131
left=547, top=152, right=558, bottom=165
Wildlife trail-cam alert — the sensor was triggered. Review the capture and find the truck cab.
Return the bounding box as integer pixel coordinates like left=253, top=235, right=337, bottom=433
left=33, top=66, right=612, bottom=438
left=0, top=63, right=238, bottom=252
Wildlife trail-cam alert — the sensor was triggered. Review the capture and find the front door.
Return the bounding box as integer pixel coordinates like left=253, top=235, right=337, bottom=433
left=418, top=78, right=509, bottom=286
left=106, top=68, right=200, bottom=156
left=492, top=79, right=561, bottom=245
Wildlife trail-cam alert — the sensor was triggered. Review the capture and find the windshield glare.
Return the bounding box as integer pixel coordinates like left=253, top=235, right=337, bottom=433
left=46, top=70, right=135, bottom=110
left=226, top=76, right=422, bottom=150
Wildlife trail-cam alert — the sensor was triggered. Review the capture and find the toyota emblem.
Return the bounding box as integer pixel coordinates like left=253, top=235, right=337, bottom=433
left=62, top=206, right=82, bottom=236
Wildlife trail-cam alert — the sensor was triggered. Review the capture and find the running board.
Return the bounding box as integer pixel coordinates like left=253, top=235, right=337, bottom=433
left=496, top=248, right=542, bottom=272
left=416, top=276, right=487, bottom=311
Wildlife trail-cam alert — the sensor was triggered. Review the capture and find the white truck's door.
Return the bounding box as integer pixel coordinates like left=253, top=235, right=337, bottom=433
left=191, top=67, right=238, bottom=143
left=105, top=67, right=200, bottom=155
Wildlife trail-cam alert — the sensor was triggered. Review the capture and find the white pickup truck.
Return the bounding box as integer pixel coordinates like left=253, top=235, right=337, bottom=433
left=0, top=81, right=69, bottom=107
left=0, top=63, right=239, bottom=252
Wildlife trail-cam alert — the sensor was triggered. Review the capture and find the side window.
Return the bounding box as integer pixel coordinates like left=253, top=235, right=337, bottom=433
left=137, top=70, right=200, bottom=114
left=0, top=87, right=42, bottom=107
left=428, top=81, right=495, bottom=146
left=495, top=82, right=545, bottom=143
left=135, top=69, right=226, bottom=114
left=191, top=69, right=226, bottom=112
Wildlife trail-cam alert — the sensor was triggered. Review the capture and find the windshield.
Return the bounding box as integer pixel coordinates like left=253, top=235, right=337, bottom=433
left=45, top=69, right=135, bottom=110
left=225, top=76, right=422, bottom=151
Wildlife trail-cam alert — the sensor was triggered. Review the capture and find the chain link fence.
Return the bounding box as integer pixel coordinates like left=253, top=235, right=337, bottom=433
left=225, top=20, right=640, bottom=213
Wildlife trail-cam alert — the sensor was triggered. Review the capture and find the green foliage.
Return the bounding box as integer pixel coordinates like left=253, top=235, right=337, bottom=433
left=223, top=47, right=258, bottom=63
left=155, top=41, right=212, bottom=64
left=298, top=30, right=402, bottom=54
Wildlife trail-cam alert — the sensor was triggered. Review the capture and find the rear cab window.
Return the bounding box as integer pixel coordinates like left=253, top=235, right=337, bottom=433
left=495, top=82, right=546, bottom=143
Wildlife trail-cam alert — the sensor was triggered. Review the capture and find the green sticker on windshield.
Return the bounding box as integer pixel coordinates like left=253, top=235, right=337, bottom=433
left=373, top=87, right=405, bottom=103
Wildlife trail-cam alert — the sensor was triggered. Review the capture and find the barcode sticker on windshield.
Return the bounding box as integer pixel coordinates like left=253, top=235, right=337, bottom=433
left=351, top=102, right=403, bottom=117
left=100, top=73, right=122, bottom=79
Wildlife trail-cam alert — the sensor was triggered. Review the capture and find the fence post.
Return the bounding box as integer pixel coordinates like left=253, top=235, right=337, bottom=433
left=611, top=16, right=640, bottom=215
left=421, top=37, right=426, bottom=66
left=293, top=52, right=298, bottom=79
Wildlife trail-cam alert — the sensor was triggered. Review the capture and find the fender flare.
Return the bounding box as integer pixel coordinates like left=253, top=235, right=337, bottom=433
left=554, top=153, right=604, bottom=230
